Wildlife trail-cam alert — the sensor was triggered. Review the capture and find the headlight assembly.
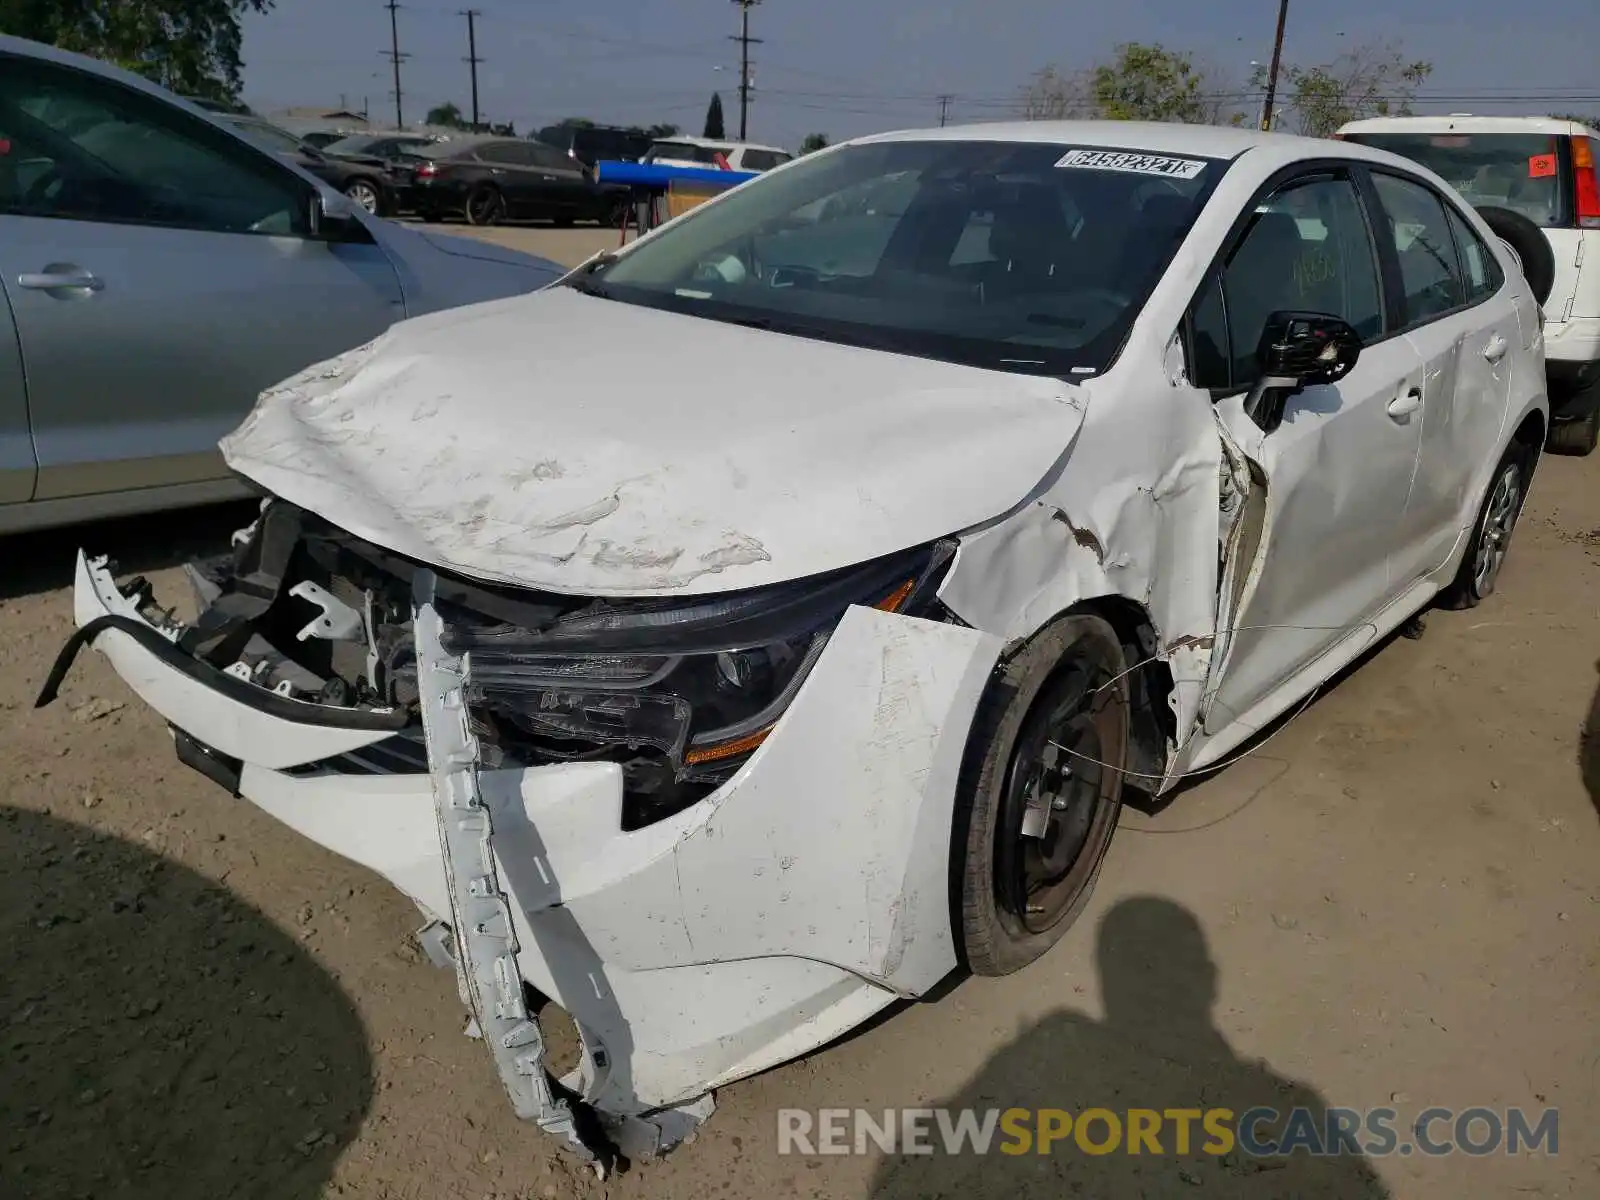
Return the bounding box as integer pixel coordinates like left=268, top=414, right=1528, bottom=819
left=440, top=540, right=956, bottom=823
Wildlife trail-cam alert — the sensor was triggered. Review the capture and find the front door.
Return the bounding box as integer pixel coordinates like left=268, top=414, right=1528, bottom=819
left=0, top=51, right=404, bottom=501
left=1188, top=170, right=1426, bottom=735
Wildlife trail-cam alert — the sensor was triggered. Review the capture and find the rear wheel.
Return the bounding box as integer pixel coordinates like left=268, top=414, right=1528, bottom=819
left=343, top=178, right=381, bottom=215
left=956, top=614, right=1129, bottom=976
left=1439, top=441, right=1533, bottom=609
left=1548, top=379, right=1600, bottom=456
left=464, top=185, right=504, bottom=227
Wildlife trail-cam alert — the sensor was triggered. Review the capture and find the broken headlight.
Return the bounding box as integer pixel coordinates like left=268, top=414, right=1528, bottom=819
left=440, top=541, right=956, bottom=824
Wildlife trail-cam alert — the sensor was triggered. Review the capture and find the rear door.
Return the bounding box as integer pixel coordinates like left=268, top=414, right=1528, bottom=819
left=529, top=142, right=591, bottom=217
left=0, top=51, right=404, bottom=501
left=1364, top=169, right=1520, bottom=581
left=474, top=141, right=545, bottom=217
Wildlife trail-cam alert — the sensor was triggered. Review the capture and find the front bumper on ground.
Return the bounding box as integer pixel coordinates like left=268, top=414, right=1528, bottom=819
left=59, top=550, right=1002, bottom=1164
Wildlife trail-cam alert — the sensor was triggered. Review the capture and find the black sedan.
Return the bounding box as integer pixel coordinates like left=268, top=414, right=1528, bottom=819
left=407, top=137, right=629, bottom=226
left=216, top=115, right=400, bottom=215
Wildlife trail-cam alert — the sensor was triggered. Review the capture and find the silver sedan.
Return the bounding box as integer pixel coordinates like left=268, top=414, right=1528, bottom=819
left=0, top=34, right=563, bottom=535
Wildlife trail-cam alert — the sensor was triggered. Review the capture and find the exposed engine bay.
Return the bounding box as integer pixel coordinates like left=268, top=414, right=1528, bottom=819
left=167, top=499, right=958, bottom=829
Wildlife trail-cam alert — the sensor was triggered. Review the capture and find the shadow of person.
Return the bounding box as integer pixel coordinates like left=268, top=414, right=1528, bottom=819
left=0, top=806, right=374, bottom=1199
left=870, top=897, right=1390, bottom=1198
left=1582, top=658, right=1600, bottom=815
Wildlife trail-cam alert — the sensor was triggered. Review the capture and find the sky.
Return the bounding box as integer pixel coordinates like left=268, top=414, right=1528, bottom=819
left=239, top=0, right=1600, bottom=149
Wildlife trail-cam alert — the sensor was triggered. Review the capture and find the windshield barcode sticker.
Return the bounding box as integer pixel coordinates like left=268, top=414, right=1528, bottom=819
left=1055, top=149, right=1207, bottom=179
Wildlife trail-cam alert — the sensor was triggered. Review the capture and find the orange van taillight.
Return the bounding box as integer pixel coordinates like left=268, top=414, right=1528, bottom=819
left=1572, top=136, right=1600, bottom=229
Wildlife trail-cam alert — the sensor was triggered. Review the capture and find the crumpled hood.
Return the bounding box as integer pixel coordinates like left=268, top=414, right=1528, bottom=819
left=220, top=287, right=1088, bottom=595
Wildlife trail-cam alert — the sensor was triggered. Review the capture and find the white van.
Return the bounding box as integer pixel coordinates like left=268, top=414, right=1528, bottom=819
left=641, top=135, right=793, bottom=174
left=1338, top=115, right=1600, bottom=454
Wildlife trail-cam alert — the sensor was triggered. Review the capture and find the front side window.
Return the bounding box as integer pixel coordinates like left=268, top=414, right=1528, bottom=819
left=0, top=56, right=306, bottom=235
left=581, top=140, right=1224, bottom=375
left=1193, top=174, right=1384, bottom=390
left=1370, top=172, right=1467, bottom=326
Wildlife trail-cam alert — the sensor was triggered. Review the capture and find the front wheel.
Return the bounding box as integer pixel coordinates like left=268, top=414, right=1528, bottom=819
left=956, top=613, right=1129, bottom=977
left=1439, top=441, right=1533, bottom=609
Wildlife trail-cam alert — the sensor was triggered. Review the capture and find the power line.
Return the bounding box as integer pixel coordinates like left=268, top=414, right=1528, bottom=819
left=730, top=0, right=763, bottom=141
left=461, top=8, right=483, bottom=130
left=381, top=0, right=409, bottom=128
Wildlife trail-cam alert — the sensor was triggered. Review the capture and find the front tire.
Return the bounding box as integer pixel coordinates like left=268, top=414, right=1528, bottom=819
left=1439, top=441, right=1533, bottom=609
left=956, top=613, right=1129, bottom=977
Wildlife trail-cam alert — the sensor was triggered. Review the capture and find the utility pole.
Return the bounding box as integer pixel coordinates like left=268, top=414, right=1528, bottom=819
left=461, top=8, right=483, bottom=131
left=729, top=0, right=763, bottom=141
left=937, top=93, right=954, bottom=127
left=382, top=0, right=409, bottom=129
left=1260, top=0, right=1289, bottom=133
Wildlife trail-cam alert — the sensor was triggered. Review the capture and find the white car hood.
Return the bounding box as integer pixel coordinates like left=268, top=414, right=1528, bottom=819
left=220, top=287, right=1088, bottom=595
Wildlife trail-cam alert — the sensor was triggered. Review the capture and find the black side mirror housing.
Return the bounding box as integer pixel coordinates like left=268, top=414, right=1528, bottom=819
left=1244, top=310, right=1363, bottom=433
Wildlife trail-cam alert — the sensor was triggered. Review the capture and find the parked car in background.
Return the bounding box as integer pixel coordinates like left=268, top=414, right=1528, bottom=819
left=642, top=135, right=794, bottom=173
left=300, top=129, right=350, bottom=150
left=216, top=113, right=400, bottom=215
left=408, top=137, right=629, bottom=226
left=535, top=121, right=652, bottom=170
left=48, top=120, right=1550, bottom=1165
left=0, top=33, right=565, bottom=535
left=1340, top=114, right=1600, bottom=454
left=319, top=132, right=443, bottom=212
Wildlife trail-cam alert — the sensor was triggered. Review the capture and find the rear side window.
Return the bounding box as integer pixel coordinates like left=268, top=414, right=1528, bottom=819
left=478, top=141, right=532, bottom=166
left=1370, top=173, right=1467, bottom=326
left=1345, top=132, right=1571, bottom=229
left=1443, top=205, right=1504, bottom=301
left=740, top=149, right=787, bottom=171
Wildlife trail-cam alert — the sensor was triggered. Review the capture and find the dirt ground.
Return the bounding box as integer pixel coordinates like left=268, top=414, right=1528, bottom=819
left=3, top=225, right=1599, bottom=1199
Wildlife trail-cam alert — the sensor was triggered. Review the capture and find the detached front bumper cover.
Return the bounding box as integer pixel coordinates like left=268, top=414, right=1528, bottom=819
left=45, top=548, right=1004, bottom=1173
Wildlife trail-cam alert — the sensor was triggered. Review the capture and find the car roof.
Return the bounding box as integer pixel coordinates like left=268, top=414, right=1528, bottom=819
left=847, top=119, right=1332, bottom=159
left=1340, top=114, right=1598, bottom=138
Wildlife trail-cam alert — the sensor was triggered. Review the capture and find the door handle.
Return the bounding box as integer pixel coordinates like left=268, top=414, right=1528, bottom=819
left=1482, top=333, right=1509, bottom=363
left=541, top=174, right=557, bottom=181
left=17, top=265, right=103, bottom=294
left=1387, top=388, right=1423, bottom=420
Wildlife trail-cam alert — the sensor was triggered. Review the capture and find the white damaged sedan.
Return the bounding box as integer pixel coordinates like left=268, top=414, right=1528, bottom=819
left=42, top=122, right=1550, bottom=1167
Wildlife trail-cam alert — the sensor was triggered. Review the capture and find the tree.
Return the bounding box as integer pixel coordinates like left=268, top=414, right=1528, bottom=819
left=1551, top=112, right=1600, bottom=129
left=1266, top=41, right=1433, bottom=138
left=703, top=92, right=726, bottom=139
left=799, top=132, right=829, bottom=154
left=645, top=123, right=680, bottom=138
left=425, top=101, right=466, bottom=129
left=0, top=0, right=274, bottom=101
left=1020, top=45, right=1239, bottom=125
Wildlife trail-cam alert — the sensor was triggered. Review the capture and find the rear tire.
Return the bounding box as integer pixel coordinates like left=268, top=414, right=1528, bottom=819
left=464, top=185, right=504, bottom=227
left=1438, top=440, right=1534, bottom=609
left=1475, top=205, right=1555, bottom=306
left=1548, top=380, right=1599, bottom=456
left=956, top=613, right=1129, bottom=977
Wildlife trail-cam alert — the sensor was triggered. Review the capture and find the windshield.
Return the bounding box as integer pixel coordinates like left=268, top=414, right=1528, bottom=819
left=646, top=140, right=727, bottom=164
left=1345, top=132, right=1572, bottom=228
left=223, top=118, right=308, bottom=156
left=582, top=140, right=1223, bottom=375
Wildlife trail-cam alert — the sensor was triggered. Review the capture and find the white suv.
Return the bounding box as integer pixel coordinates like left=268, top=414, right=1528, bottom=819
left=1339, top=115, right=1600, bottom=454
left=641, top=135, right=793, bottom=173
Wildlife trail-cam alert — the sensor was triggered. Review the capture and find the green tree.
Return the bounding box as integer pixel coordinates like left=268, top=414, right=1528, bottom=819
left=1089, top=43, right=1211, bottom=123
left=1021, top=45, right=1238, bottom=125
left=425, top=101, right=466, bottom=129
left=645, top=123, right=680, bottom=138
left=1551, top=112, right=1600, bottom=129
left=0, top=0, right=273, bottom=102
left=1265, top=41, right=1433, bottom=138
left=799, top=132, right=829, bottom=154
left=703, top=92, right=726, bottom=139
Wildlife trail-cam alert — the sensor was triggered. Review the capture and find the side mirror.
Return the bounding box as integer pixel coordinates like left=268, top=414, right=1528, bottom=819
left=1244, top=310, right=1362, bottom=433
